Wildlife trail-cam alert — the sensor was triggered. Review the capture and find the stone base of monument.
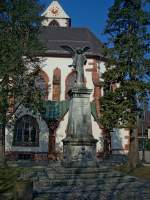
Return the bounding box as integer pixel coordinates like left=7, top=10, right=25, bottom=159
left=62, top=137, right=98, bottom=167
left=62, top=86, right=98, bottom=167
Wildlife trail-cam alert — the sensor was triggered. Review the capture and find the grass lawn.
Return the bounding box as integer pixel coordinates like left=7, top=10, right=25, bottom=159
left=114, top=165, right=150, bottom=180
left=0, top=166, right=32, bottom=194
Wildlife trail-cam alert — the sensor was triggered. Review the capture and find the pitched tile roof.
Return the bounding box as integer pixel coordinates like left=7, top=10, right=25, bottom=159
left=39, top=27, right=104, bottom=58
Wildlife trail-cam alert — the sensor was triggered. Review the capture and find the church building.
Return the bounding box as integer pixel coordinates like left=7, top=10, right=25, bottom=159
left=5, top=0, right=130, bottom=160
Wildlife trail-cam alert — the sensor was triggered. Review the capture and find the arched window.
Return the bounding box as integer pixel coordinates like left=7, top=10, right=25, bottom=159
left=49, top=20, right=60, bottom=27
left=35, top=76, right=46, bottom=89
left=52, top=68, right=61, bottom=101
left=65, top=71, right=77, bottom=99
left=35, top=70, right=49, bottom=100
left=13, top=115, right=39, bottom=146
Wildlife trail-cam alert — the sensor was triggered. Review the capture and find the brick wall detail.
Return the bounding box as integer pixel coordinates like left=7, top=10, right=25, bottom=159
left=5, top=151, right=48, bottom=161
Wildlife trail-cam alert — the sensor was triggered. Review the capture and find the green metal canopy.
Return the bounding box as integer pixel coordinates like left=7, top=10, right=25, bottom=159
left=42, top=100, right=69, bottom=121
left=90, top=102, right=99, bottom=123
left=42, top=100, right=99, bottom=122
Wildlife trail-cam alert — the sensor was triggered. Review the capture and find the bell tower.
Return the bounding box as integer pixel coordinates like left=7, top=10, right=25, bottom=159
left=42, top=0, right=71, bottom=27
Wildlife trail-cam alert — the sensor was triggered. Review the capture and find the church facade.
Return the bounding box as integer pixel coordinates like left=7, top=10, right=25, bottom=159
left=5, top=0, right=130, bottom=160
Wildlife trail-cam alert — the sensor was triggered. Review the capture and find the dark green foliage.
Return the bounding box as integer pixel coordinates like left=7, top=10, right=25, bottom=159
left=0, top=1, right=46, bottom=164
left=0, top=167, right=22, bottom=193
left=0, top=167, right=33, bottom=194
left=0, top=0, right=45, bottom=124
left=100, top=0, right=150, bottom=130
left=145, top=139, right=150, bottom=150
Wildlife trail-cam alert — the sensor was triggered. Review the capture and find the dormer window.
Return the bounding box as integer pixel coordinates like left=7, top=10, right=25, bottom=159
left=49, top=20, right=60, bottom=27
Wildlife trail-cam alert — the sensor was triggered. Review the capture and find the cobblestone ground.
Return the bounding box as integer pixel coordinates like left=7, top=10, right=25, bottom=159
left=17, top=161, right=150, bottom=200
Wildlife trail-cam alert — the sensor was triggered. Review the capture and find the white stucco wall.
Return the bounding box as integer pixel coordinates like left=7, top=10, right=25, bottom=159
left=91, top=116, right=104, bottom=152
left=99, top=61, right=106, bottom=76
left=55, top=112, right=68, bottom=153
left=42, top=57, right=96, bottom=101
left=42, top=18, right=69, bottom=27
left=111, top=128, right=129, bottom=154
left=99, top=61, right=106, bottom=97
left=55, top=112, right=104, bottom=153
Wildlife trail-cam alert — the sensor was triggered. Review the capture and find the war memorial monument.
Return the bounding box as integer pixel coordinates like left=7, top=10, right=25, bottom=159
left=61, top=46, right=98, bottom=166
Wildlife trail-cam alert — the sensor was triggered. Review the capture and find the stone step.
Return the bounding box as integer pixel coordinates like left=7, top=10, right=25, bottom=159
left=32, top=167, right=150, bottom=200
left=36, top=177, right=104, bottom=187
left=33, top=193, right=51, bottom=200
left=37, top=175, right=136, bottom=187
left=36, top=172, right=137, bottom=185
left=33, top=182, right=142, bottom=194
left=35, top=168, right=137, bottom=188
left=47, top=165, right=108, bottom=174
left=34, top=178, right=140, bottom=194
left=46, top=174, right=124, bottom=180
left=32, top=165, right=150, bottom=200
left=46, top=167, right=123, bottom=176
left=46, top=171, right=125, bottom=180
left=34, top=188, right=150, bottom=200
left=34, top=192, right=100, bottom=200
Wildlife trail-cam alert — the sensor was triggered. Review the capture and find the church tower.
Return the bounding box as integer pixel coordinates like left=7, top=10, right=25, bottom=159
left=42, top=0, right=71, bottom=27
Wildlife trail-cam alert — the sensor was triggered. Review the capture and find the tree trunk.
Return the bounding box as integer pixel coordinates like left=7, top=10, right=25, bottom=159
left=103, top=130, right=111, bottom=157
left=0, top=122, right=6, bottom=167
left=128, top=128, right=139, bottom=169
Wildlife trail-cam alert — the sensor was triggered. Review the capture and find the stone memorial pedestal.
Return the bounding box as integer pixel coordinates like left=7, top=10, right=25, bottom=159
left=62, top=87, right=97, bottom=166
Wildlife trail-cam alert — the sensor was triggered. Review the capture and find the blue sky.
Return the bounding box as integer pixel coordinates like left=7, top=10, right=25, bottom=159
left=40, top=0, right=114, bottom=43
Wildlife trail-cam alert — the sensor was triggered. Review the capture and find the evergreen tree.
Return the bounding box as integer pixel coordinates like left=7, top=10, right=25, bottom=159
left=101, top=0, right=150, bottom=168
left=0, top=0, right=45, bottom=166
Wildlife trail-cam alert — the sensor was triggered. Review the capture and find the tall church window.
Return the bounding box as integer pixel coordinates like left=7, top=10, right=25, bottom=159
left=35, top=70, right=49, bottom=100
left=13, top=115, right=39, bottom=146
left=52, top=68, right=61, bottom=101
left=49, top=20, right=60, bottom=27
left=35, top=76, right=47, bottom=97
left=65, top=71, right=77, bottom=99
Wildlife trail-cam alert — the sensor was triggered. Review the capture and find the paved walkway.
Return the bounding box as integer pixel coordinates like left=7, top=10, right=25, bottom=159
left=16, top=161, right=150, bottom=200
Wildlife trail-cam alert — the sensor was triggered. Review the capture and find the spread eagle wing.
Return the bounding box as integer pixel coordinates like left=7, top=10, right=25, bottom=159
left=61, top=45, right=75, bottom=55
left=82, top=46, right=90, bottom=53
